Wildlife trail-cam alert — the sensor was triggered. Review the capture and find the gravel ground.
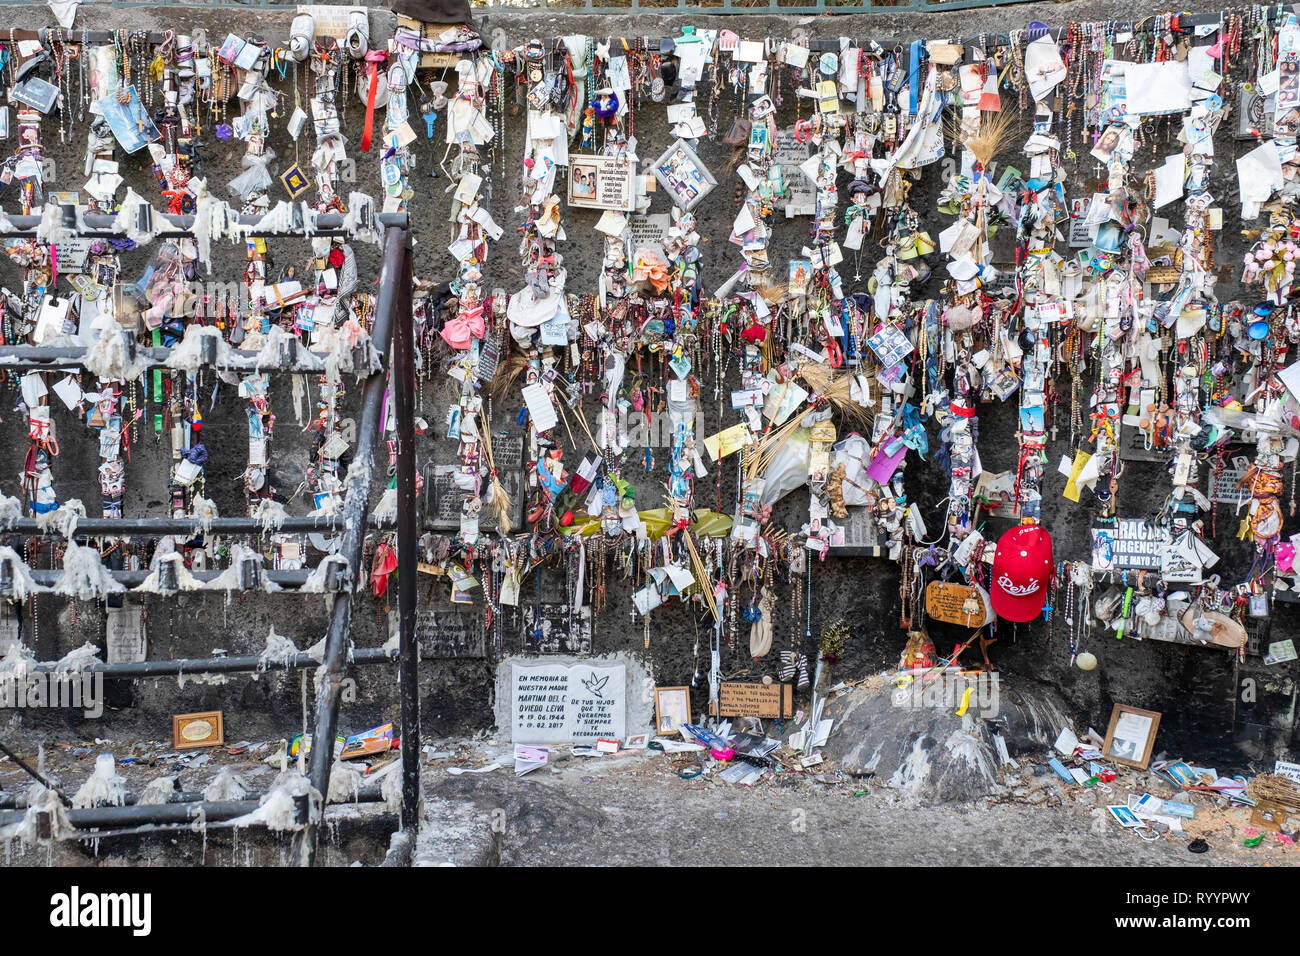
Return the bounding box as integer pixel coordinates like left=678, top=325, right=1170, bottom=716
left=3, top=734, right=1297, bottom=867
left=412, top=744, right=1300, bottom=867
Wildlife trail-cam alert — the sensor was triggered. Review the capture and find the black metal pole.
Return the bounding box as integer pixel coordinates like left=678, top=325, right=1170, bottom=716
left=28, top=646, right=395, bottom=679
left=2, top=514, right=388, bottom=538
left=0, top=791, right=388, bottom=832
left=0, top=784, right=389, bottom=811
left=297, top=224, right=403, bottom=866
left=0, top=12, right=1258, bottom=57
left=0, top=344, right=331, bottom=373
left=0, top=211, right=409, bottom=239
left=0, top=741, right=72, bottom=806
left=391, top=233, right=421, bottom=829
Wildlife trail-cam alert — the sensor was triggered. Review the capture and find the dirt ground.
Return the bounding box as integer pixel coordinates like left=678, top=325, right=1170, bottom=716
left=3, top=732, right=1298, bottom=866
left=411, top=738, right=1300, bottom=867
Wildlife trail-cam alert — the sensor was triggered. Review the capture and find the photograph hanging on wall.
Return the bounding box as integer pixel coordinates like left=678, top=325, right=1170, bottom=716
left=653, top=139, right=717, bottom=212
left=522, top=603, right=593, bottom=655
left=567, top=154, right=636, bottom=211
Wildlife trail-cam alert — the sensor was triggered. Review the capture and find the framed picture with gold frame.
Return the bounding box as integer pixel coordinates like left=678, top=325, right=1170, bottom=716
left=172, top=710, right=224, bottom=750
left=654, top=686, right=691, bottom=737
left=1102, top=703, right=1161, bottom=770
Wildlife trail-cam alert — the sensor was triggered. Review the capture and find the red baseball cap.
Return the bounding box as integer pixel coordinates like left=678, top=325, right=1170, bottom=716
left=990, top=525, right=1053, bottom=622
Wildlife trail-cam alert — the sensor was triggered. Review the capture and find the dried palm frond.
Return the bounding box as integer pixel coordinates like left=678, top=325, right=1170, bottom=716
left=489, top=349, right=530, bottom=403
left=759, top=523, right=792, bottom=553
left=427, top=335, right=455, bottom=365
left=683, top=531, right=719, bottom=622
left=798, top=362, right=874, bottom=429
left=751, top=275, right=790, bottom=306
left=746, top=411, right=806, bottom=482
left=478, top=409, right=513, bottom=534
left=556, top=398, right=600, bottom=457
left=956, top=109, right=1019, bottom=170
left=1247, top=774, right=1300, bottom=812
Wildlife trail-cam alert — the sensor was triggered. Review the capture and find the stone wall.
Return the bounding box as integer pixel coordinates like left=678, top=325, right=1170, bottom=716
left=1, top=0, right=1293, bottom=770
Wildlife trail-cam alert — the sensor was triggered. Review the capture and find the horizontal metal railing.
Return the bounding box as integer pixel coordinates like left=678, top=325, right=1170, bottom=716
left=474, top=0, right=1039, bottom=11
left=0, top=0, right=1042, bottom=12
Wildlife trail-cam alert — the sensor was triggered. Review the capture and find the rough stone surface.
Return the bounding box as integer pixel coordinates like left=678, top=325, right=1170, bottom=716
left=818, top=679, right=1073, bottom=802
left=0, top=1, right=1291, bottom=775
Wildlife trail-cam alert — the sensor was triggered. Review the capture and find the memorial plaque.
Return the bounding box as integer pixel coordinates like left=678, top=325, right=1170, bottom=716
left=511, top=661, right=626, bottom=744
left=416, top=608, right=486, bottom=659
left=427, top=433, right=523, bottom=532
left=427, top=467, right=462, bottom=529
left=714, top=681, right=794, bottom=719
left=54, top=238, right=93, bottom=275
left=627, top=213, right=671, bottom=250
left=105, top=604, right=146, bottom=664
left=828, top=506, right=883, bottom=556
left=300, top=3, right=367, bottom=38
left=775, top=129, right=815, bottom=217
left=1210, top=467, right=1246, bottom=504
left=0, top=603, right=18, bottom=657
left=924, top=581, right=991, bottom=627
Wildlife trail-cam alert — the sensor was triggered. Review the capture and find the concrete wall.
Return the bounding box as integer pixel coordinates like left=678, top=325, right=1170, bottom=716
left=1, top=0, right=1295, bottom=770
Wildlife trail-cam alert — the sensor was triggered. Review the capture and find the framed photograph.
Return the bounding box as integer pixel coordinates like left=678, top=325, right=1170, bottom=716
left=653, top=140, right=716, bottom=212
left=566, top=154, right=635, bottom=212
left=654, top=685, right=691, bottom=736
left=172, top=710, right=225, bottom=750
left=1102, top=703, right=1161, bottom=770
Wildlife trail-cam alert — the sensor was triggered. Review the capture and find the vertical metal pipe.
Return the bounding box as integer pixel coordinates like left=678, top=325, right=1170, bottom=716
left=296, top=225, right=405, bottom=865
left=391, top=233, right=421, bottom=828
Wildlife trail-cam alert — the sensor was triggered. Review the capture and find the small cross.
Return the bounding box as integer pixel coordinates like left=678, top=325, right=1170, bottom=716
left=1050, top=423, right=1058, bottom=442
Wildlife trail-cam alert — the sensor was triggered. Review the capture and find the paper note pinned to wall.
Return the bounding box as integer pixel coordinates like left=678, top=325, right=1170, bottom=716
left=520, top=382, right=558, bottom=432
left=1125, top=60, right=1193, bottom=116
left=703, top=422, right=751, bottom=461
left=1063, top=450, right=1093, bottom=502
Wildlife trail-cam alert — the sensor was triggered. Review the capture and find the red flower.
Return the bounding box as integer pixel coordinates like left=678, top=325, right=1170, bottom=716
left=741, top=324, right=766, bottom=344
left=328, top=248, right=345, bottom=268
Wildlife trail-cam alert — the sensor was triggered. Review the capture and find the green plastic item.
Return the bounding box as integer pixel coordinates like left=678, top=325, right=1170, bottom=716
left=152, top=329, right=163, bottom=403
